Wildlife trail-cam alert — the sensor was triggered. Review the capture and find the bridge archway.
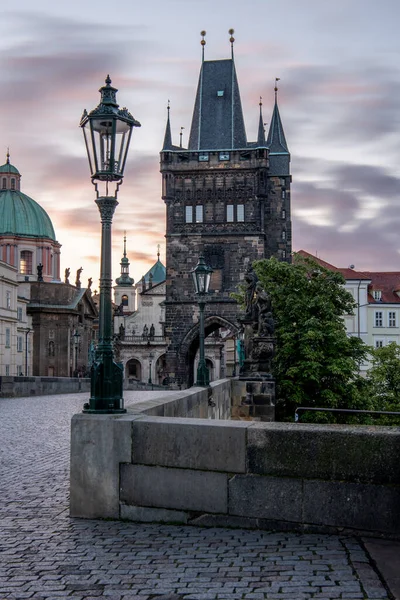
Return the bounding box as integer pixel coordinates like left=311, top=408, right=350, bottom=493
left=180, top=315, right=240, bottom=387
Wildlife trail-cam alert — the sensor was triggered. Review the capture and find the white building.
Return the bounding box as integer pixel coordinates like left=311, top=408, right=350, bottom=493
left=0, top=260, right=32, bottom=376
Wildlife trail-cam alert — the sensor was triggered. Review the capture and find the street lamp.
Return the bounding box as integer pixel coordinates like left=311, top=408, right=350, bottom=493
left=80, top=75, right=140, bottom=413
left=73, top=330, right=80, bottom=376
left=191, top=255, right=213, bottom=386
left=148, top=351, right=154, bottom=385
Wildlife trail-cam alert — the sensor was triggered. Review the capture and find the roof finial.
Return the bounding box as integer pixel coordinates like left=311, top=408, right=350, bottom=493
left=6, top=147, right=10, bottom=164
left=229, top=28, right=235, bottom=59
left=180, top=126, right=185, bottom=148
left=200, top=30, right=206, bottom=62
left=167, top=99, right=170, bottom=113
left=275, top=77, right=280, bottom=102
left=123, top=231, right=127, bottom=258
left=157, top=244, right=160, bottom=260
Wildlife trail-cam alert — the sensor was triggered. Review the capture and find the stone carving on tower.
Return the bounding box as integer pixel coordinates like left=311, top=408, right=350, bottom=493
left=160, top=31, right=291, bottom=387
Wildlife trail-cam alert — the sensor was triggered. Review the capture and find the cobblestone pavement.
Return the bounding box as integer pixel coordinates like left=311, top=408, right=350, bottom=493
left=0, top=393, right=392, bottom=600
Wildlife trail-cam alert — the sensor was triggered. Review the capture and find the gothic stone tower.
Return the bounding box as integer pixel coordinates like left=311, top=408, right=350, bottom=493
left=160, top=36, right=291, bottom=387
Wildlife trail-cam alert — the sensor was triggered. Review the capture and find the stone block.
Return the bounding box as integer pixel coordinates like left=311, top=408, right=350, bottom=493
left=131, top=417, right=248, bottom=472
left=247, top=422, right=400, bottom=484
left=70, top=413, right=134, bottom=519
left=228, top=474, right=302, bottom=521
left=120, top=504, right=188, bottom=524
left=303, top=479, right=400, bottom=534
left=120, top=464, right=227, bottom=513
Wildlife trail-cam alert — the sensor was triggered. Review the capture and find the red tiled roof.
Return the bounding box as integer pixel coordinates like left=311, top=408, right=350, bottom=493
left=296, top=250, right=400, bottom=304
left=296, top=250, right=370, bottom=280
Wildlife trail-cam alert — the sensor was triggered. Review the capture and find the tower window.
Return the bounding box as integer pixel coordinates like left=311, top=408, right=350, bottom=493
left=282, top=190, right=286, bottom=199
left=195, top=205, right=203, bottom=223
left=2, top=178, right=6, bottom=189
left=185, top=206, right=193, bottom=223
left=20, top=251, right=33, bottom=274
left=122, top=294, right=129, bottom=307
left=11, top=178, right=15, bottom=190
left=217, top=90, right=224, bottom=97
left=227, top=204, right=245, bottom=222
left=282, top=231, right=286, bottom=241
left=282, top=209, right=286, bottom=219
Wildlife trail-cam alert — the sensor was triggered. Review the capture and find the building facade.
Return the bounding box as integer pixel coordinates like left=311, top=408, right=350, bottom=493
left=160, top=40, right=291, bottom=386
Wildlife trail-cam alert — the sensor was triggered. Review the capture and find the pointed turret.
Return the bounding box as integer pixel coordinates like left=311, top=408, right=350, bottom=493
left=257, top=98, right=266, bottom=146
left=188, top=30, right=247, bottom=150
left=162, top=101, right=173, bottom=150
left=266, top=80, right=290, bottom=175
left=115, top=235, right=134, bottom=286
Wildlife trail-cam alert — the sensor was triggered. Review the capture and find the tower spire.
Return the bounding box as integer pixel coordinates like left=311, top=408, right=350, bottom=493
left=200, top=30, right=206, bottom=62
left=123, top=231, right=127, bottom=258
left=115, top=235, right=134, bottom=286
left=257, top=97, right=266, bottom=146
left=162, top=100, right=173, bottom=150
left=229, top=28, right=235, bottom=60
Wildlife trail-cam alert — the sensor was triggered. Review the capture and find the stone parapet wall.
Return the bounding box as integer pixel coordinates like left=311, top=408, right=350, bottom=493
left=0, top=375, right=90, bottom=398
left=70, top=380, right=400, bottom=536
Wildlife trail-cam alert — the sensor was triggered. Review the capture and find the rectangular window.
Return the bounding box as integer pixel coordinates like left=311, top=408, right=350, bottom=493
left=5, top=328, right=10, bottom=347
left=185, top=206, right=193, bottom=223
left=389, top=311, right=397, bottom=327
left=20, top=251, right=33, bottom=275
left=6, top=291, right=11, bottom=309
left=17, top=336, right=23, bottom=352
left=375, top=340, right=384, bottom=348
left=375, top=311, right=383, bottom=327
left=17, top=307, right=23, bottom=321
left=282, top=209, right=286, bottom=219
left=282, top=231, right=286, bottom=241
left=282, top=190, right=286, bottom=199
left=227, top=205, right=234, bottom=222
left=237, top=204, right=245, bottom=222
left=5, top=365, right=10, bottom=376
left=195, top=205, right=203, bottom=223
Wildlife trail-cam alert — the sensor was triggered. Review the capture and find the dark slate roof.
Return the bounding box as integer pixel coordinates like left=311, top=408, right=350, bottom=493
left=266, top=100, right=289, bottom=155
left=162, top=108, right=173, bottom=150
left=257, top=104, right=266, bottom=146
left=188, top=59, right=247, bottom=150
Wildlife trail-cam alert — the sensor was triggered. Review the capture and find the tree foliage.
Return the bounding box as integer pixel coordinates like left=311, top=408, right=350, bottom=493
left=366, top=342, right=400, bottom=424
left=246, top=255, right=370, bottom=421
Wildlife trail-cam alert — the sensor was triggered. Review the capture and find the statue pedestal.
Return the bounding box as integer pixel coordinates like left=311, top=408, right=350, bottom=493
left=234, top=319, right=275, bottom=421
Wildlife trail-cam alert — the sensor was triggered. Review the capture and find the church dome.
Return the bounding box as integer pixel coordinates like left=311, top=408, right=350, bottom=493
left=0, top=156, right=56, bottom=241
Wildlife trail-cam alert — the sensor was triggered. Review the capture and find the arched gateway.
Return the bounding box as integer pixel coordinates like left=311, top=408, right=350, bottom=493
left=161, top=38, right=291, bottom=388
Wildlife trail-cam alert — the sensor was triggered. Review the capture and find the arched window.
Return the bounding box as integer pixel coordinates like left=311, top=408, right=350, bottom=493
left=20, top=251, right=33, bottom=274
left=11, top=178, right=15, bottom=190
left=121, top=294, right=128, bottom=306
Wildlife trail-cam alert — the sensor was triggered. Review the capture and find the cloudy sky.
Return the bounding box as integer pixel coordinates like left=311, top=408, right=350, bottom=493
left=1, top=0, right=399, bottom=285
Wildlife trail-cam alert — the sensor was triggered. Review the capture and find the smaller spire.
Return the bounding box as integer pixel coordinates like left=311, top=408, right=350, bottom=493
left=6, top=148, right=10, bottom=164
left=162, top=100, right=173, bottom=150
left=266, top=78, right=289, bottom=154
left=200, top=30, right=206, bottom=62
left=229, top=28, right=235, bottom=59
left=257, top=97, right=266, bottom=146
left=157, top=244, right=160, bottom=260
left=123, top=231, right=127, bottom=258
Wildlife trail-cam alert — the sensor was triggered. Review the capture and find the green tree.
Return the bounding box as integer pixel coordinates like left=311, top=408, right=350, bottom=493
left=366, top=342, right=400, bottom=424
left=239, top=254, right=370, bottom=421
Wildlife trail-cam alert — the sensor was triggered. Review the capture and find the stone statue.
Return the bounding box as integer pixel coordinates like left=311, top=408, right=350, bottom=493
left=119, top=323, right=125, bottom=339
left=37, top=263, right=43, bottom=282
left=244, top=265, right=258, bottom=318
left=142, top=324, right=148, bottom=338
left=148, top=272, right=153, bottom=289
left=75, top=267, right=83, bottom=288
left=149, top=324, right=155, bottom=340
left=87, top=277, right=92, bottom=289
left=65, top=268, right=70, bottom=284
left=255, top=283, right=274, bottom=336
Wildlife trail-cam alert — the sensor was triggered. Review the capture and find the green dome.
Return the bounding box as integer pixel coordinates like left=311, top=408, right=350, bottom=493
left=0, top=189, right=56, bottom=240
left=0, top=162, right=20, bottom=175
left=143, top=258, right=166, bottom=284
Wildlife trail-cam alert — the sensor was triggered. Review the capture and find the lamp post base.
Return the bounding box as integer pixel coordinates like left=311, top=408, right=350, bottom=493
left=83, top=352, right=126, bottom=414
left=196, top=361, right=210, bottom=387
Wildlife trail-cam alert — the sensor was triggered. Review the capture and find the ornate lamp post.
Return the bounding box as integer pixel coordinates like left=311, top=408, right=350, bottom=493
left=73, top=330, right=80, bottom=376
left=80, top=75, right=140, bottom=413
left=148, top=351, right=154, bottom=385
left=191, top=256, right=213, bottom=386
